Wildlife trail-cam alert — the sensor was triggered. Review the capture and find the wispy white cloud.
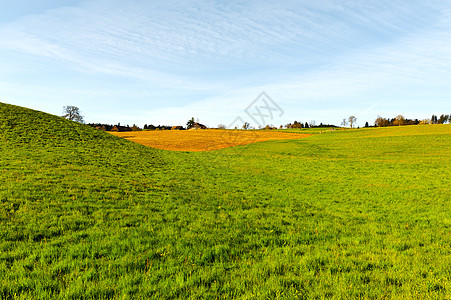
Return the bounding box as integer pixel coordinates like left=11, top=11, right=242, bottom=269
left=2, top=0, right=443, bottom=71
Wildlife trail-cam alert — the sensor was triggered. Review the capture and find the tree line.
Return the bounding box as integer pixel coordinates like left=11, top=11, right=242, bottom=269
left=374, top=114, right=450, bottom=127
left=86, top=117, right=208, bottom=132
left=285, top=121, right=337, bottom=129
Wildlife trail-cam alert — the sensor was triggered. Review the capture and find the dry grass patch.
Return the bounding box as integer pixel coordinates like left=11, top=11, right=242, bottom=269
left=109, top=129, right=310, bottom=151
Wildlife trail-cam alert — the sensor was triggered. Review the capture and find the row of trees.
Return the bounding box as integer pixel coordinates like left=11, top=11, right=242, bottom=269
left=285, top=121, right=337, bottom=129
left=64, top=107, right=198, bottom=130
left=87, top=123, right=143, bottom=131
left=340, top=114, right=450, bottom=128
left=143, top=124, right=173, bottom=130
left=374, top=114, right=450, bottom=127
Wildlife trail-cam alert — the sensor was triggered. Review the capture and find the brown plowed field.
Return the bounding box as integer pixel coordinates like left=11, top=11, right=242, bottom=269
left=109, top=129, right=310, bottom=151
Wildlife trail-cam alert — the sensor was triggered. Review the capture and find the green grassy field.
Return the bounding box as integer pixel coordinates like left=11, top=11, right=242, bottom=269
left=0, top=102, right=450, bottom=299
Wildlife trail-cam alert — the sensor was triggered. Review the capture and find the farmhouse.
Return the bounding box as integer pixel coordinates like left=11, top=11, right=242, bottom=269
left=171, top=126, right=185, bottom=130
left=96, top=125, right=109, bottom=131
left=190, top=122, right=207, bottom=129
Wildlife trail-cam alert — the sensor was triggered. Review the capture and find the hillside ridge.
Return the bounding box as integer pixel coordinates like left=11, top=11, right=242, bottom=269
left=0, top=102, right=122, bottom=146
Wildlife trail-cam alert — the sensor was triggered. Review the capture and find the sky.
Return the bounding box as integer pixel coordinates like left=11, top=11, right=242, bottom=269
left=0, top=0, right=450, bottom=128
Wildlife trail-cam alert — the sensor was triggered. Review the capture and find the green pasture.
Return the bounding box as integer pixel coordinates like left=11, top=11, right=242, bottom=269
left=0, top=103, right=450, bottom=299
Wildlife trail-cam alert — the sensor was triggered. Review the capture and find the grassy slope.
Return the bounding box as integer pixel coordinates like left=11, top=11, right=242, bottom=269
left=0, top=103, right=450, bottom=299
left=0, top=103, right=176, bottom=298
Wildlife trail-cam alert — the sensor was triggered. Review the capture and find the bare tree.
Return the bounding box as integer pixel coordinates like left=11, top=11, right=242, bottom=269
left=393, top=115, right=406, bottom=126
left=348, top=116, right=357, bottom=128
left=419, top=119, right=431, bottom=125
left=62, top=106, right=84, bottom=123
left=309, top=120, right=316, bottom=127
left=341, top=119, right=348, bottom=127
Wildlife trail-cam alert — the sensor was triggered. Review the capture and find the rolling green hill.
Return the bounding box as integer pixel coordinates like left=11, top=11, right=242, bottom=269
left=0, top=102, right=450, bottom=299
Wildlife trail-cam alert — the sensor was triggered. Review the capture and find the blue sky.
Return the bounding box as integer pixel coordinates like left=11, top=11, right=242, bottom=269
left=0, top=0, right=450, bottom=128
